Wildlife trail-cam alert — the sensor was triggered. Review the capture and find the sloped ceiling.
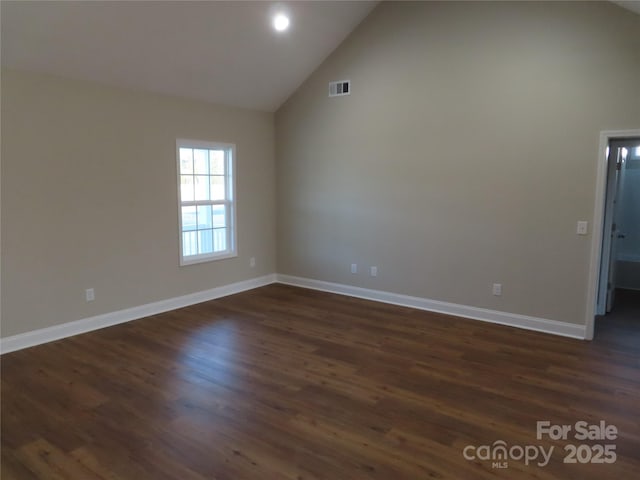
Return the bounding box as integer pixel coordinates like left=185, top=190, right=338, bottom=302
left=2, top=1, right=637, bottom=112
left=611, top=1, right=640, bottom=15
left=1, top=1, right=377, bottom=112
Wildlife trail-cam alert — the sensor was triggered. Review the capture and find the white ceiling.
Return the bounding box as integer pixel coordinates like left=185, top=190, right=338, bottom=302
left=611, top=1, right=640, bottom=15
left=1, top=1, right=377, bottom=112
left=2, top=1, right=637, bottom=113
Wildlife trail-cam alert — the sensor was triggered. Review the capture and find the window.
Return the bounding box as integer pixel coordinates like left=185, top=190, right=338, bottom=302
left=177, top=139, right=236, bottom=265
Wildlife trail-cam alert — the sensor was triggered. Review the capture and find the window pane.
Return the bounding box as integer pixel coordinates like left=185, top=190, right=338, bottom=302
left=182, top=231, right=198, bottom=256
left=181, top=206, right=197, bottom=231
left=212, top=205, right=226, bottom=228
left=210, top=150, right=225, bottom=175
left=194, top=175, right=210, bottom=200
left=211, top=176, right=225, bottom=200
left=179, top=148, right=193, bottom=174
left=213, top=228, right=227, bottom=252
left=194, top=149, right=209, bottom=175
left=198, top=229, right=213, bottom=255
left=180, top=175, right=194, bottom=202
left=178, top=142, right=235, bottom=263
left=197, top=205, right=213, bottom=229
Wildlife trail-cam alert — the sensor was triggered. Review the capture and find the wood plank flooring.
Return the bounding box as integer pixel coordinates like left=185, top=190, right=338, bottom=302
left=2, top=284, right=639, bottom=479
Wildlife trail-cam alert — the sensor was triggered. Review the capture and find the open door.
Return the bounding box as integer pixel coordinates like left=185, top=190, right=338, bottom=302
left=597, top=139, right=638, bottom=315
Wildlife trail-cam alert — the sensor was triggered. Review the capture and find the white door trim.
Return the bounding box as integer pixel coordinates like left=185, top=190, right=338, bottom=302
left=585, top=129, right=640, bottom=340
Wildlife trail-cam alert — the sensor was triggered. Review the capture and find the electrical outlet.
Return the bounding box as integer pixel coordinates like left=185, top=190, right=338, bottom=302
left=370, top=266, right=378, bottom=277
left=351, top=263, right=357, bottom=274
left=492, top=283, right=502, bottom=296
left=85, top=288, right=95, bottom=302
left=250, top=257, right=256, bottom=268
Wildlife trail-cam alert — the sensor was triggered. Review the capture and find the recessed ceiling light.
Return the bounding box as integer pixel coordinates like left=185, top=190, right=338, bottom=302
left=273, top=13, right=290, bottom=32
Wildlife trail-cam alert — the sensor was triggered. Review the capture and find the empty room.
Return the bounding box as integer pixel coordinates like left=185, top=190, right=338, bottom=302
left=1, top=1, right=639, bottom=479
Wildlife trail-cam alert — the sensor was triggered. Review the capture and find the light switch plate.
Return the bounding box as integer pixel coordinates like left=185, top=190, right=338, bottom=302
left=577, top=221, right=588, bottom=235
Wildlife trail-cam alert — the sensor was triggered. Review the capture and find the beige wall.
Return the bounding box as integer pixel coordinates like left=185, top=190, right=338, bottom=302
left=276, top=1, right=640, bottom=325
left=2, top=2, right=639, bottom=340
left=1, top=70, right=276, bottom=337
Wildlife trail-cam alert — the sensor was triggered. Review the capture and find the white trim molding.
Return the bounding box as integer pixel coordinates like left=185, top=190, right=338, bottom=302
left=0, top=274, right=277, bottom=354
left=585, top=128, right=640, bottom=341
left=1, top=270, right=589, bottom=354
left=277, top=275, right=587, bottom=340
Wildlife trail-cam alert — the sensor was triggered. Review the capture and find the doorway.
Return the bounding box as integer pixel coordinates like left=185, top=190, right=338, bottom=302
left=586, top=130, right=640, bottom=340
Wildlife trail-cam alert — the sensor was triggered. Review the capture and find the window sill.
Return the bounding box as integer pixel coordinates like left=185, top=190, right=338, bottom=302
left=180, top=251, right=237, bottom=266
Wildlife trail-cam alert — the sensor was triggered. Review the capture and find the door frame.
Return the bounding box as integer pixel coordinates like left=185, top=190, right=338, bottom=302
left=585, top=129, right=640, bottom=340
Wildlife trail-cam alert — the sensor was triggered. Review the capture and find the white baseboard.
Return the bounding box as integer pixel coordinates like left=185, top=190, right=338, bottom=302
left=1, top=272, right=587, bottom=354
left=276, top=274, right=587, bottom=340
left=0, top=274, right=277, bottom=354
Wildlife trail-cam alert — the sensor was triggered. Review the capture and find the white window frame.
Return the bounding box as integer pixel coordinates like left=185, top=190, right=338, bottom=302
left=176, top=139, right=237, bottom=266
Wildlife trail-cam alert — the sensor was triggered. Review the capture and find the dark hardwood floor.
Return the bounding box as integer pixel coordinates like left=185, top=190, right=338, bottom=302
left=2, top=284, right=639, bottom=479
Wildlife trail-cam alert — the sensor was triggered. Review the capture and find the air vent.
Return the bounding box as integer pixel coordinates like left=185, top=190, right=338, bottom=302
left=329, top=80, right=351, bottom=97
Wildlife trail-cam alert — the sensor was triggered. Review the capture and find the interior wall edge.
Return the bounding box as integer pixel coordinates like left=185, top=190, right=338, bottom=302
left=276, top=274, right=587, bottom=341
left=0, top=273, right=277, bottom=354
left=1, top=270, right=591, bottom=355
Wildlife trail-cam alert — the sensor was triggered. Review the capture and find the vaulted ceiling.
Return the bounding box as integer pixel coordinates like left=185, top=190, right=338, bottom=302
left=612, top=1, right=640, bottom=15
left=2, top=1, right=637, bottom=113
left=1, top=1, right=377, bottom=112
